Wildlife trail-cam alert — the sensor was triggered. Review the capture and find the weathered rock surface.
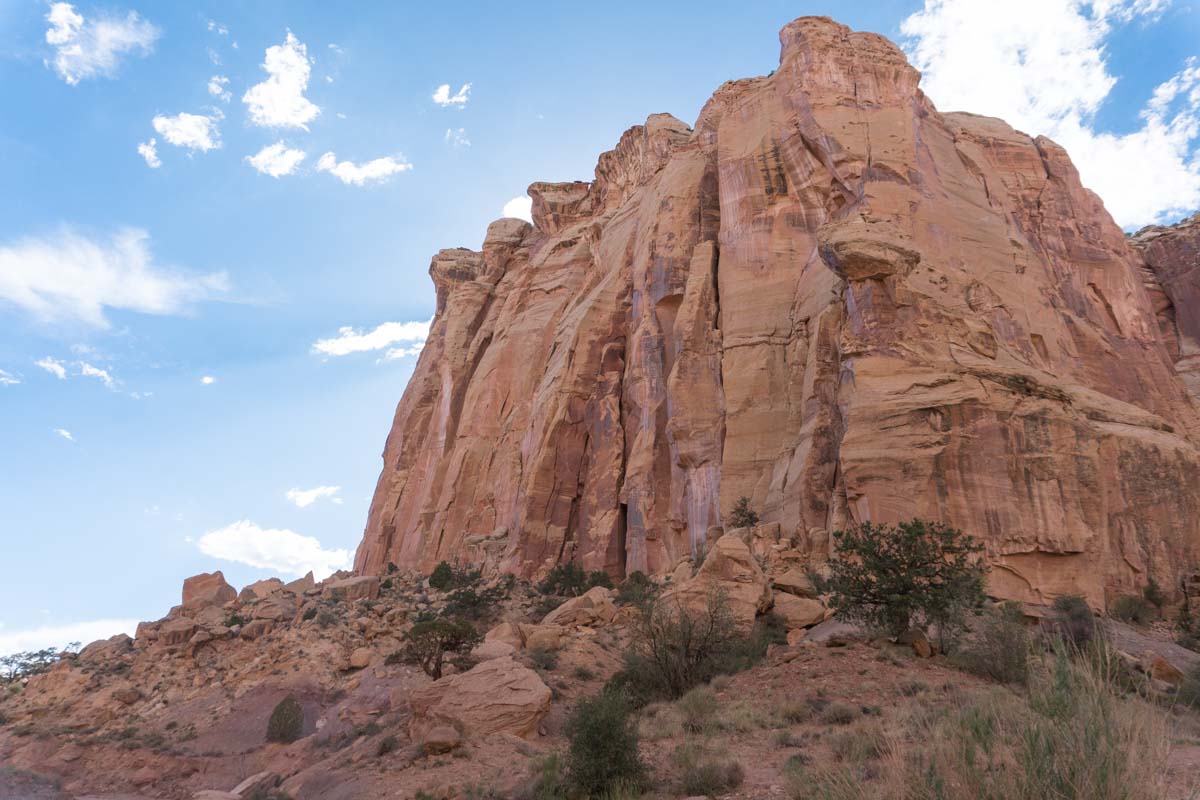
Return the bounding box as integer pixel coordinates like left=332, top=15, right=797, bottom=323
left=357, top=16, right=1200, bottom=611
left=662, top=534, right=773, bottom=628
left=1132, top=212, right=1200, bottom=406
left=182, top=572, right=236, bottom=611
left=541, top=586, right=618, bottom=627
left=408, top=657, right=551, bottom=739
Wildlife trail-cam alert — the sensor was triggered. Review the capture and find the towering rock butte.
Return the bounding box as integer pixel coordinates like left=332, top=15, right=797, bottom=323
left=356, top=16, right=1200, bottom=610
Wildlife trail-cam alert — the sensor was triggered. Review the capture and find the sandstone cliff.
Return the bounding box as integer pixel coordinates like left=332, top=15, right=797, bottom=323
left=356, top=16, right=1200, bottom=611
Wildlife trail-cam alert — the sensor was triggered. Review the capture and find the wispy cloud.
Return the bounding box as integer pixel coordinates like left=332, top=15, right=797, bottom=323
left=432, top=82, right=471, bottom=107
left=246, top=142, right=306, bottom=177
left=901, top=0, right=1200, bottom=228
left=207, top=75, right=231, bottom=103
left=200, top=375, right=216, bottom=385
left=311, top=320, right=430, bottom=358
left=137, top=138, right=160, bottom=168
left=285, top=485, right=343, bottom=508
left=35, top=356, right=67, bottom=379
left=78, top=361, right=115, bottom=389
left=243, top=32, right=320, bottom=130
left=315, top=151, right=411, bottom=186
left=0, top=228, right=228, bottom=328
left=0, top=369, right=19, bottom=386
left=197, top=520, right=350, bottom=579
left=54, top=428, right=75, bottom=442
left=445, top=127, right=471, bottom=148
left=152, top=111, right=222, bottom=152
left=44, top=2, right=159, bottom=85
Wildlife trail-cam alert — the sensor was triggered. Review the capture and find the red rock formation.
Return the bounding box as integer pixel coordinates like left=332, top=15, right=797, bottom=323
left=356, top=16, right=1200, bottom=609
left=1132, top=212, right=1200, bottom=405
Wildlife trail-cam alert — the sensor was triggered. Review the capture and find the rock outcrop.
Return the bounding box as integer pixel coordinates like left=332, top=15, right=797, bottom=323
left=357, top=16, right=1200, bottom=612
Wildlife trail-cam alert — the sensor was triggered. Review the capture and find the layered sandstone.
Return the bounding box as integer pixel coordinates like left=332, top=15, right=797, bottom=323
left=357, top=16, right=1200, bottom=610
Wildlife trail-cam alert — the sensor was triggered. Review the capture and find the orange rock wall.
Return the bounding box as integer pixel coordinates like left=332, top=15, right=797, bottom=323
left=356, top=17, right=1200, bottom=609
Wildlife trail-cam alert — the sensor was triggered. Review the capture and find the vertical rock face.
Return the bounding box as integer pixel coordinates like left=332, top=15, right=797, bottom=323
left=356, top=16, right=1200, bottom=609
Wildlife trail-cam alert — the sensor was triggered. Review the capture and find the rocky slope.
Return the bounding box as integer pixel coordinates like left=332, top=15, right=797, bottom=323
left=356, top=16, right=1200, bottom=612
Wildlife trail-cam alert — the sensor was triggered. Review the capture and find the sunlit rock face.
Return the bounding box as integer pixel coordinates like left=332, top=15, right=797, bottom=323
left=356, top=16, right=1200, bottom=610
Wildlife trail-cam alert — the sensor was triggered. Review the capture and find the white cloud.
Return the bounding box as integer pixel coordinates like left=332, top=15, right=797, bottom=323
left=44, top=2, right=158, bottom=85
left=315, top=151, right=412, bottom=186
left=0, top=369, right=19, bottom=386
left=0, top=227, right=228, bottom=327
left=54, top=428, right=74, bottom=442
left=207, top=74, right=231, bottom=103
left=445, top=127, right=471, bottom=148
left=35, top=357, right=67, bottom=379
left=242, top=32, right=320, bottom=130
left=311, top=319, right=431, bottom=357
left=285, top=485, right=343, bottom=508
left=78, top=361, right=115, bottom=389
left=137, top=138, right=160, bottom=168
left=201, top=375, right=215, bottom=385
left=246, top=142, right=306, bottom=177
left=0, top=619, right=138, bottom=658
left=901, top=0, right=1200, bottom=228
left=206, top=20, right=229, bottom=36
left=432, top=82, right=471, bottom=107
left=197, top=520, right=351, bottom=579
left=502, top=195, right=533, bottom=223
left=152, top=112, right=221, bottom=152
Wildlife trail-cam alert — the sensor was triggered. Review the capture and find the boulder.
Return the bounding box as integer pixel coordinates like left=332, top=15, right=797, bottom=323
left=485, top=621, right=526, bottom=650
left=472, top=639, right=517, bottom=661
left=112, top=687, right=142, bottom=705
left=661, top=534, right=772, bottom=628
left=521, top=624, right=565, bottom=652
left=232, top=771, right=279, bottom=797
left=239, top=619, right=274, bottom=640
left=421, top=725, right=462, bottom=754
left=772, top=592, right=826, bottom=630
left=899, top=629, right=935, bottom=658
left=78, top=633, right=134, bottom=664
left=772, top=568, right=818, bottom=599
left=542, top=586, right=617, bottom=627
left=409, top=656, right=551, bottom=739
left=239, top=578, right=284, bottom=602
left=252, top=596, right=297, bottom=622
left=322, top=576, right=380, bottom=603
left=284, top=571, right=317, bottom=594
left=160, top=618, right=198, bottom=648
left=182, top=571, right=237, bottom=610
left=193, top=793, right=240, bottom=800
left=1142, top=653, right=1185, bottom=684
left=348, top=647, right=374, bottom=670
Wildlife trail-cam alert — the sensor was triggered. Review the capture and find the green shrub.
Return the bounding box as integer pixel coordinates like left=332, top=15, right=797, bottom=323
left=1142, top=579, right=1166, bottom=611
left=0, top=645, right=79, bottom=682
left=444, top=583, right=507, bottom=621
left=315, top=609, right=338, bottom=629
left=1110, top=595, right=1155, bottom=626
left=607, top=587, right=742, bottom=704
left=616, top=571, right=658, bottom=606
left=537, top=562, right=611, bottom=598
left=565, top=691, right=645, bottom=797
left=1178, top=663, right=1200, bottom=708
left=301, top=607, right=317, bottom=622
left=572, top=666, right=595, bottom=681
left=375, top=735, right=398, bottom=756
left=727, top=496, right=759, bottom=529
left=528, top=646, right=558, bottom=672
left=399, top=616, right=482, bottom=679
left=1049, top=595, right=1097, bottom=648
left=820, top=702, right=859, bottom=725
left=429, top=561, right=455, bottom=590
left=266, top=696, right=304, bottom=744
left=821, top=519, right=986, bottom=639
left=830, top=721, right=888, bottom=762
left=953, top=602, right=1032, bottom=685
left=1175, top=604, right=1200, bottom=650
left=677, top=686, right=721, bottom=734
left=674, top=742, right=745, bottom=795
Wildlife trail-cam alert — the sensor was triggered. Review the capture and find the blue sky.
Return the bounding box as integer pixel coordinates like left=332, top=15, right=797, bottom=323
left=1, top=0, right=1198, bottom=655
